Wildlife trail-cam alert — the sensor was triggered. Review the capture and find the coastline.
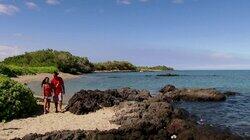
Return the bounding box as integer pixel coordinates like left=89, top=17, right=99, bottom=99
left=11, top=72, right=80, bottom=84
left=94, top=70, right=172, bottom=73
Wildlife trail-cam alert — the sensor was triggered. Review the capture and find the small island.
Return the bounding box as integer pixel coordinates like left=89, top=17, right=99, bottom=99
left=137, top=65, right=174, bottom=72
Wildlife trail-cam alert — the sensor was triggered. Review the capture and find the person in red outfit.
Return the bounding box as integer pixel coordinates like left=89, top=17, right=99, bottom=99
left=41, top=77, right=52, bottom=114
left=51, top=71, right=65, bottom=113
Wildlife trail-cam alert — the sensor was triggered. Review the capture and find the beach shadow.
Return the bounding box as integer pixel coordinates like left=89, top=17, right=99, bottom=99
left=2, top=128, right=20, bottom=131
left=33, top=104, right=44, bottom=116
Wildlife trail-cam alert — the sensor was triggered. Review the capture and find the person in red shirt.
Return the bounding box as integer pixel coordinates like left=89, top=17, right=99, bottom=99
left=41, top=77, right=52, bottom=114
left=51, top=71, right=65, bottom=113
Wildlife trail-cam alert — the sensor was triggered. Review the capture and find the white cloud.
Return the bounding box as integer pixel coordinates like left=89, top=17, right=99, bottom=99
left=25, top=1, right=38, bottom=10
left=46, top=0, right=60, bottom=5
left=0, top=45, right=21, bottom=60
left=210, top=52, right=234, bottom=60
left=0, top=3, right=19, bottom=15
left=117, top=0, right=131, bottom=5
left=172, top=0, right=184, bottom=4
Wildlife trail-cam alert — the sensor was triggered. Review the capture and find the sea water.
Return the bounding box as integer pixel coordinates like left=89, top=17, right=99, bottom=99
left=28, top=70, right=250, bottom=136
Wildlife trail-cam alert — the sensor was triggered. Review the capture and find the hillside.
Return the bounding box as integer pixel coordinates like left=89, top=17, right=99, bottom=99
left=93, top=61, right=137, bottom=71
left=2, top=49, right=94, bottom=74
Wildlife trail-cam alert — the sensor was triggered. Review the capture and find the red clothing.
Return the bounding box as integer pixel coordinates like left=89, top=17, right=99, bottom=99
left=43, top=84, right=52, bottom=97
left=51, top=76, right=64, bottom=95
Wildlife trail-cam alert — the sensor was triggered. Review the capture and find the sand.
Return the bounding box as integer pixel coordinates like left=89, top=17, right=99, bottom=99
left=11, top=72, right=79, bottom=84
left=0, top=108, right=119, bottom=140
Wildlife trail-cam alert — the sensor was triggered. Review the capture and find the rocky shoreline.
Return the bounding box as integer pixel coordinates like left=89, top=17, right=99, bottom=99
left=14, top=85, right=247, bottom=140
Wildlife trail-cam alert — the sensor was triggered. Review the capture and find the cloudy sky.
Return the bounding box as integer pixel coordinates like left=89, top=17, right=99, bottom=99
left=1, top=0, right=250, bottom=69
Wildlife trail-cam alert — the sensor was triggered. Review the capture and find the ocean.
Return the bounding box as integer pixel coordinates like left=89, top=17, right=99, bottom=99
left=28, top=70, right=250, bottom=136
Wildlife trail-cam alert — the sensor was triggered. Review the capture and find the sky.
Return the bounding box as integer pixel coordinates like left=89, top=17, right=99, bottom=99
left=1, top=0, right=250, bottom=70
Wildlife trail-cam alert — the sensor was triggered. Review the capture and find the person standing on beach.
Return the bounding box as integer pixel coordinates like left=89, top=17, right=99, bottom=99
left=51, top=71, right=65, bottom=113
left=41, top=77, right=52, bottom=114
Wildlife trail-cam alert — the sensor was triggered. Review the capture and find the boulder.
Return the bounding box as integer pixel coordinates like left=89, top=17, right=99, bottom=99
left=159, top=84, right=176, bottom=93
left=117, top=87, right=151, bottom=102
left=65, top=89, right=124, bottom=115
left=66, top=88, right=151, bottom=115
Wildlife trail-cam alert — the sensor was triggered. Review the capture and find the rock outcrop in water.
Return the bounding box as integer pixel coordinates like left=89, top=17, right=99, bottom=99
left=156, top=73, right=180, bottom=77
left=15, top=86, right=244, bottom=140
left=158, top=85, right=227, bottom=101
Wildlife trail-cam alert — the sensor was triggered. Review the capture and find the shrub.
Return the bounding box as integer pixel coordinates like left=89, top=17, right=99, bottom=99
left=0, top=75, right=38, bottom=121
left=0, top=64, right=17, bottom=77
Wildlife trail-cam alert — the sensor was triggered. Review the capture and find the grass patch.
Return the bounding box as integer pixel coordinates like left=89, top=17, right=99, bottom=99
left=9, top=65, right=58, bottom=75
left=0, top=64, right=58, bottom=77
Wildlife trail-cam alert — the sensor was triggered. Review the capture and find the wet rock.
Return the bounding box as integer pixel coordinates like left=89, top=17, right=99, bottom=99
left=158, top=85, right=227, bottom=102
left=159, top=84, right=176, bottom=93
left=172, top=108, right=190, bottom=119
left=177, top=125, right=243, bottom=140
left=223, top=91, right=239, bottom=97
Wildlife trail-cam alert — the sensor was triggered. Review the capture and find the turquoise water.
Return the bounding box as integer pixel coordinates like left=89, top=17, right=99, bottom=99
left=28, top=70, right=250, bottom=136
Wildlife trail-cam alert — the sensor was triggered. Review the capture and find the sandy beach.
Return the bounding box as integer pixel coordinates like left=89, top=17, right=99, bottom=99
left=11, top=73, right=80, bottom=84
left=0, top=107, right=119, bottom=140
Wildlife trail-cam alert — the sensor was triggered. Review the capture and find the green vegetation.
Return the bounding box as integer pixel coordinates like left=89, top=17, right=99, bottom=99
left=93, top=62, right=173, bottom=72
left=2, top=49, right=94, bottom=74
left=94, top=61, right=137, bottom=71
left=0, top=75, right=38, bottom=121
left=137, top=65, right=174, bottom=72
left=1, top=49, right=174, bottom=75
left=0, top=64, right=58, bottom=77
left=9, top=66, right=58, bottom=75
left=0, top=64, right=17, bottom=77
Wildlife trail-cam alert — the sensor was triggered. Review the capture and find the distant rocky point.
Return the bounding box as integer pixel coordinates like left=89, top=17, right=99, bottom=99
left=158, top=85, right=238, bottom=102
left=156, top=73, right=180, bottom=77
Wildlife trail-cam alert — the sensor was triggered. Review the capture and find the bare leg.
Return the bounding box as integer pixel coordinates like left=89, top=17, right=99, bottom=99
left=58, top=94, right=63, bottom=112
left=59, top=101, right=62, bottom=112
left=47, top=100, right=50, bottom=113
left=55, top=101, right=58, bottom=113
left=44, top=99, right=48, bottom=114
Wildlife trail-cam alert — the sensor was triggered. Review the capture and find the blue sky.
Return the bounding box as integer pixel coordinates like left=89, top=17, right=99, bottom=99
left=1, top=0, right=250, bottom=69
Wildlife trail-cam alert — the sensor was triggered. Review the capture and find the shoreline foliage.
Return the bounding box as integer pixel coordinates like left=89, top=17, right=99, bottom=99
left=94, top=61, right=137, bottom=71
left=0, top=75, right=38, bottom=121
left=137, top=65, right=174, bottom=71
